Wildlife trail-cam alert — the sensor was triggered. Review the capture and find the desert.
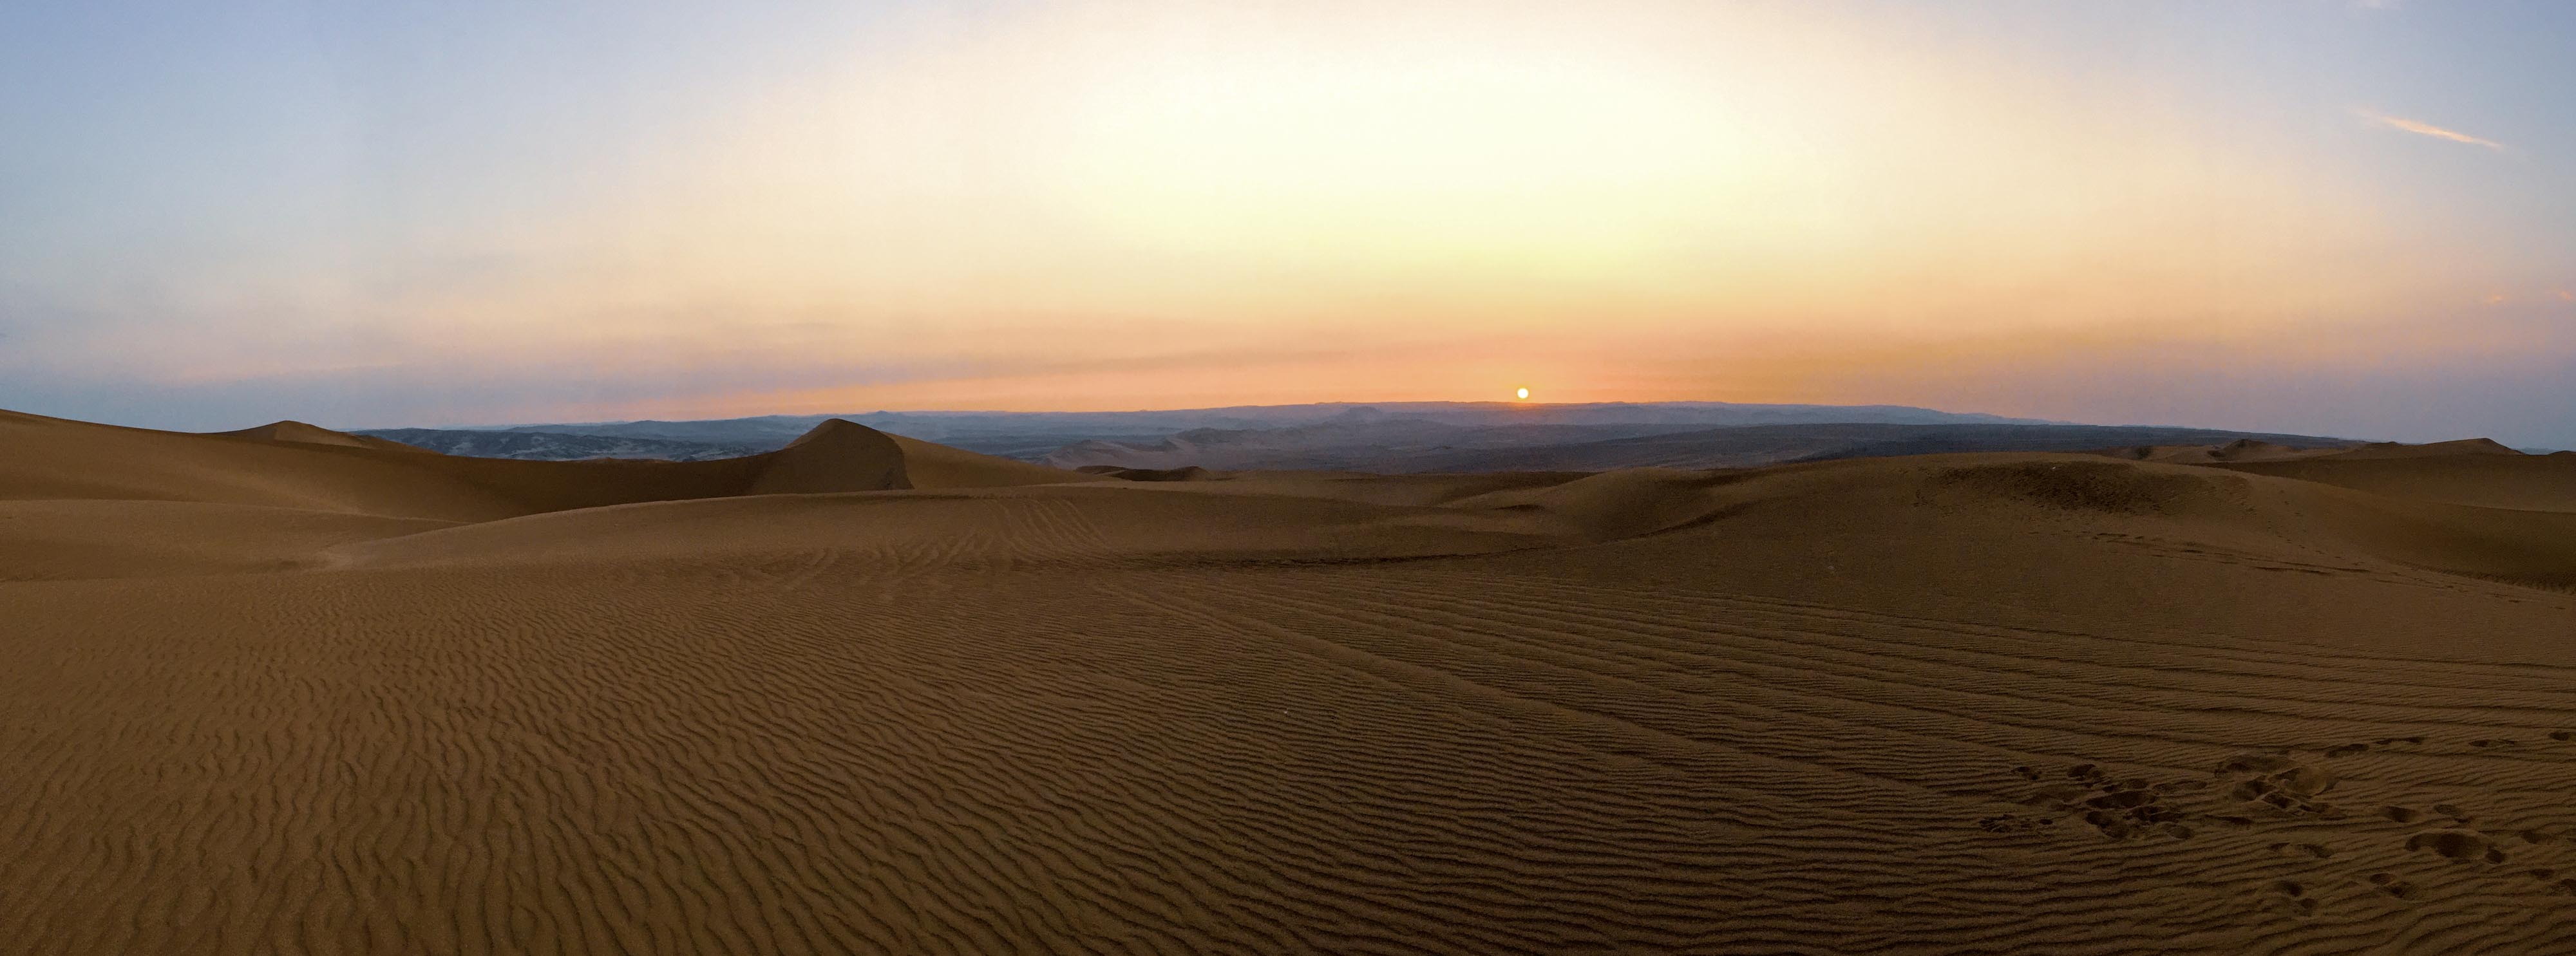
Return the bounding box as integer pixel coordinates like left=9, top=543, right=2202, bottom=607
left=8, top=2, right=2570, bottom=951
left=5, top=407, right=2575, bottom=953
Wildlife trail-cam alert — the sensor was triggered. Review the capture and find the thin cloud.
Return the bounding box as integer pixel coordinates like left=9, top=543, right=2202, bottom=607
left=2354, top=108, right=2505, bottom=150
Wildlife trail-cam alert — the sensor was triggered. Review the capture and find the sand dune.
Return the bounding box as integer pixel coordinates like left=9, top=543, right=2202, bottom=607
left=222, top=418, right=432, bottom=454
left=4, top=413, right=2574, bottom=953
left=0, top=411, right=1094, bottom=522
left=2221, top=451, right=2576, bottom=514
left=2318, top=438, right=2525, bottom=460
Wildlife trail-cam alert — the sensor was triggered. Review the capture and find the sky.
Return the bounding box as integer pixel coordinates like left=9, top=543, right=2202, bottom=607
left=2, top=1, right=2571, bottom=444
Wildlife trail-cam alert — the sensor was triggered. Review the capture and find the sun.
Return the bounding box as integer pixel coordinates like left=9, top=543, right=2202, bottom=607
left=1515, top=386, right=1531, bottom=400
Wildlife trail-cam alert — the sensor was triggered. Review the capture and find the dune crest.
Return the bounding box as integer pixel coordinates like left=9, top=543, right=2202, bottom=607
left=218, top=420, right=375, bottom=448
left=2322, top=437, right=2523, bottom=460
left=222, top=419, right=435, bottom=455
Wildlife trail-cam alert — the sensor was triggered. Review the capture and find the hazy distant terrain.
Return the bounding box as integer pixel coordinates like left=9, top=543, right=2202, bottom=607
left=361, top=402, right=2368, bottom=473
left=359, top=400, right=2111, bottom=465
left=451, top=401, right=2050, bottom=457
left=361, top=428, right=762, bottom=462
left=1045, top=419, right=2362, bottom=473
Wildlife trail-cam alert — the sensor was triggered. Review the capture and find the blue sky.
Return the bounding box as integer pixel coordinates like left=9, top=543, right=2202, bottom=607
left=3, top=1, right=2571, bottom=445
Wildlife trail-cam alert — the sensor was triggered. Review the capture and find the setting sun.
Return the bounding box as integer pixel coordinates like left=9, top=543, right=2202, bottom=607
left=1516, top=387, right=1531, bottom=400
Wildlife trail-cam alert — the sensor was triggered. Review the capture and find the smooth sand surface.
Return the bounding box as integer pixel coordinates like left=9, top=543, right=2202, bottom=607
left=5, top=411, right=2575, bottom=953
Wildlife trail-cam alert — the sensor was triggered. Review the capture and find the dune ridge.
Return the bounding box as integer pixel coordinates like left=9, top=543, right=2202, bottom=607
left=0, top=411, right=1095, bottom=523
left=4, top=410, right=2574, bottom=954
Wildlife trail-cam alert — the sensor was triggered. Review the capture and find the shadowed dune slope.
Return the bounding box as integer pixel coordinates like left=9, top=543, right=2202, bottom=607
left=890, top=433, right=1115, bottom=488
left=743, top=417, right=914, bottom=494
left=10, top=408, right=2576, bottom=954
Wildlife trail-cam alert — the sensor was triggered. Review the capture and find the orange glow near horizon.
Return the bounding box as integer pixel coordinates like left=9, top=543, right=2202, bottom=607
left=10, top=0, right=2569, bottom=436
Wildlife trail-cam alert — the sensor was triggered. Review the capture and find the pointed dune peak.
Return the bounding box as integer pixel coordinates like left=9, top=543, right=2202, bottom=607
left=747, top=419, right=1104, bottom=493
left=2441, top=438, right=2522, bottom=455
left=748, top=418, right=913, bottom=494
left=780, top=417, right=891, bottom=449
left=218, top=420, right=374, bottom=449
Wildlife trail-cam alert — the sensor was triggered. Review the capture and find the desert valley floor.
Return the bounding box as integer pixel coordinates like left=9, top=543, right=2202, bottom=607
left=5, top=408, right=2576, bottom=954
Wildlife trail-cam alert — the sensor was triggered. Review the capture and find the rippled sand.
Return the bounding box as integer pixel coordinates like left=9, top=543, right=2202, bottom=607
left=5, top=408, right=2575, bottom=953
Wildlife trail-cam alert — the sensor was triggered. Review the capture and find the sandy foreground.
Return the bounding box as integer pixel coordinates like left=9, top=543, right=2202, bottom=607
left=4, top=408, right=2575, bottom=954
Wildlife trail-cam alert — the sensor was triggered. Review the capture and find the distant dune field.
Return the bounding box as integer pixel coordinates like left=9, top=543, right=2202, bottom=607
left=5, top=407, right=2575, bottom=953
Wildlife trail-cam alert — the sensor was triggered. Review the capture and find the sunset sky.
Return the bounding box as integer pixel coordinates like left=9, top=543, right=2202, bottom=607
left=3, top=1, right=2571, bottom=444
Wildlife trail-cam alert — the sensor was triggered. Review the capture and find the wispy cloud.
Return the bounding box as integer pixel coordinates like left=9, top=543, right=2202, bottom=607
left=2354, top=108, right=2505, bottom=150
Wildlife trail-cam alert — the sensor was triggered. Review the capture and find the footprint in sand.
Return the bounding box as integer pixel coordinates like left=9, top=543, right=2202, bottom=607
left=1993, top=765, right=2199, bottom=841
left=2268, top=879, right=2316, bottom=917
left=2382, top=806, right=2421, bottom=823
left=2268, top=841, right=2334, bottom=859
left=2215, top=753, right=2340, bottom=818
left=2406, top=829, right=2508, bottom=865
left=2550, top=731, right=2573, bottom=742
left=2369, top=872, right=2418, bottom=899
left=1975, top=814, right=2055, bottom=834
